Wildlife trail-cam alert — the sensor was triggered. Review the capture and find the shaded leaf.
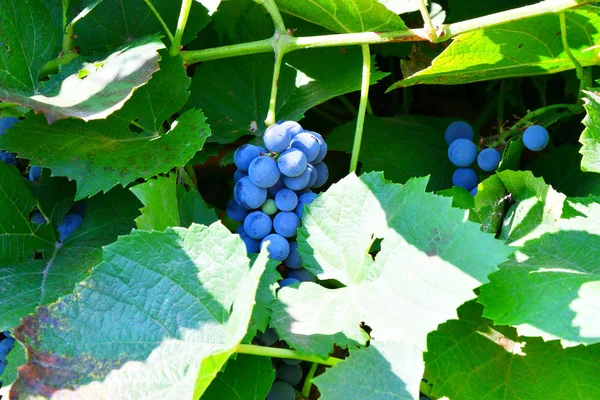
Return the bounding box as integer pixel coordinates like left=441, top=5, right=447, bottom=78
left=580, top=87, right=600, bottom=173
left=203, top=354, right=275, bottom=400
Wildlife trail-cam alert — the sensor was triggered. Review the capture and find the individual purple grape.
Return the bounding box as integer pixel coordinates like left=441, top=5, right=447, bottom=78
left=278, top=148, right=307, bottom=177
left=477, top=148, right=501, bottom=171
left=312, top=162, right=328, bottom=188
left=279, top=278, right=300, bottom=288
left=276, top=363, right=303, bottom=386
left=523, top=125, right=549, bottom=151
left=0, top=151, right=16, bottom=165
left=0, top=117, right=19, bottom=135
left=240, top=233, right=260, bottom=253
left=290, top=132, right=320, bottom=162
left=234, top=177, right=267, bottom=209
left=470, top=186, right=478, bottom=197
left=261, top=234, right=290, bottom=261
left=452, top=168, right=477, bottom=191
left=282, top=357, right=302, bottom=366
left=258, top=328, right=278, bottom=346
left=295, top=192, right=318, bottom=218
left=283, top=168, right=311, bottom=191
left=29, top=166, right=42, bottom=181
left=284, top=241, right=301, bottom=269
left=233, top=169, right=248, bottom=183
left=268, top=176, right=286, bottom=197
left=234, top=144, right=261, bottom=172
left=306, top=164, right=317, bottom=188
left=273, top=212, right=301, bottom=238
left=57, top=214, right=84, bottom=241
left=445, top=121, right=474, bottom=145
left=248, top=156, right=280, bottom=188
left=277, top=120, right=303, bottom=138
left=311, top=132, right=328, bottom=163
left=264, top=124, right=292, bottom=153
left=244, top=211, right=272, bottom=239
left=227, top=199, right=250, bottom=222
left=267, top=381, right=295, bottom=400
left=448, top=139, right=477, bottom=167
left=275, top=189, right=298, bottom=212
left=288, top=268, right=316, bottom=282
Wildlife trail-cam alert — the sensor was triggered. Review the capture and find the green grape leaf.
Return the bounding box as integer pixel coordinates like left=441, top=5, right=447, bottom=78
left=0, top=0, right=57, bottom=101
left=390, top=7, right=600, bottom=89
left=472, top=174, right=508, bottom=235
left=425, top=301, right=600, bottom=400
left=29, top=169, right=77, bottom=228
left=276, top=0, right=408, bottom=33
left=580, top=87, right=600, bottom=173
left=314, top=340, right=423, bottom=400
left=3, top=35, right=165, bottom=123
left=0, top=339, right=26, bottom=386
left=10, top=223, right=269, bottom=399
left=497, top=170, right=566, bottom=245
left=248, top=259, right=281, bottom=339
left=0, top=187, right=140, bottom=332
left=186, top=3, right=388, bottom=144
left=130, top=174, right=218, bottom=231
left=271, top=172, right=512, bottom=365
left=528, top=144, right=600, bottom=197
left=0, top=163, right=55, bottom=265
left=73, top=0, right=210, bottom=52
left=497, top=136, right=523, bottom=172
left=327, top=115, right=455, bottom=191
left=203, top=354, right=275, bottom=400
left=480, top=193, right=600, bottom=345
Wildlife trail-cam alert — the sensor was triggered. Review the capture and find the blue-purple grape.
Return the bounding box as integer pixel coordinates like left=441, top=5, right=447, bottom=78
left=290, top=132, right=320, bottom=162
left=227, top=199, right=249, bottom=222
left=284, top=241, right=301, bottom=269
left=244, top=211, right=272, bottom=239
left=312, top=162, right=328, bottom=188
left=278, top=148, right=307, bottom=177
left=273, top=212, right=300, bottom=238
left=261, top=233, right=290, bottom=261
left=275, top=189, right=298, bottom=212
left=283, top=168, right=310, bottom=191
left=248, top=156, right=280, bottom=188
left=288, top=268, right=316, bottom=282
left=234, top=144, right=261, bottom=172
left=448, top=139, right=477, bottom=167
left=445, top=121, right=474, bottom=145
left=264, top=124, right=292, bottom=153
left=234, top=177, right=267, bottom=209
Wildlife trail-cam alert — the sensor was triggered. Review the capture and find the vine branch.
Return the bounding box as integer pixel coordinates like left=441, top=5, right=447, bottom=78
left=418, top=0, right=437, bottom=41
left=301, top=362, right=319, bottom=398
left=255, top=0, right=286, bottom=33
left=349, top=44, right=371, bottom=174
left=235, top=344, right=342, bottom=366
left=144, top=0, right=174, bottom=42
left=170, top=0, right=193, bottom=56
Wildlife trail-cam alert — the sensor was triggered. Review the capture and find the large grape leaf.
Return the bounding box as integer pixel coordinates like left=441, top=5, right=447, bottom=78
left=579, top=87, right=600, bottom=173
left=275, top=0, right=408, bottom=33
left=425, top=301, right=600, bottom=400
left=0, top=56, right=211, bottom=199
left=10, top=223, right=269, bottom=399
left=0, top=187, right=140, bottom=332
left=326, top=115, right=455, bottom=191
left=313, top=340, right=423, bottom=400
left=270, top=172, right=512, bottom=396
left=73, top=0, right=211, bottom=52
left=203, top=354, right=275, bottom=400
left=390, top=7, right=600, bottom=89
left=479, top=191, right=600, bottom=345
left=130, top=174, right=218, bottom=231
left=528, top=144, right=600, bottom=197
left=29, top=169, right=78, bottom=228
left=0, top=163, right=55, bottom=265
left=186, top=2, right=388, bottom=144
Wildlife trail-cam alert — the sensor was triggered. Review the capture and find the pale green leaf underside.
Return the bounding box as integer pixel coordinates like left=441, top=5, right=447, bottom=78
left=391, top=7, right=600, bottom=89
left=276, top=0, right=408, bottom=33
left=580, top=88, right=600, bottom=173
left=11, top=223, right=268, bottom=399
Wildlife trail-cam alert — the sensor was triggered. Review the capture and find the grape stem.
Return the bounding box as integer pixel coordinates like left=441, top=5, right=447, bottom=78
left=559, top=12, right=591, bottom=104
left=170, top=0, right=193, bottom=56
left=255, top=0, right=286, bottom=33
left=349, top=44, right=371, bottom=174
left=235, top=344, right=343, bottom=366
left=418, top=0, right=437, bottom=41
left=143, top=0, right=174, bottom=42
left=301, top=362, right=319, bottom=398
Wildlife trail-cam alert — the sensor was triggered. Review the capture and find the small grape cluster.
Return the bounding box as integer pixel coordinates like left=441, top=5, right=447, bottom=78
left=445, top=121, right=549, bottom=195
left=228, top=121, right=328, bottom=270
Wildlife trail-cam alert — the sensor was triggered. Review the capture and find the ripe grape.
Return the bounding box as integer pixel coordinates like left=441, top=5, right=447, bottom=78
left=295, top=192, right=318, bottom=218
left=268, top=176, right=286, bottom=196
left=276, top=363, right=303, bottom=385
left=234, top=144, right=261, bottom=171
left=249, top=156, right=280, bottom=188
left=279, top=277, right=300, bottom=288
left=477, top=148, right=501, bottom=171
left=470, top=186, right=478, bottom=197
left=290, top=132, right=320, bottom=162
left=311, top=132, right=328, bottom=163
left=264, top=124, right=292, bottom=153
left=261, top=234, right=290, bottom=261
left=282, top=168, right=311, bottom=191
left=0, top=151, right=16, bottom=165
left=262, top=199, right=278, bottom=215
left=57, top=214, right=84, bottom=241
left=288, top=268, right=316, bottom=282
left=244, top=211, right=273, bottom=239
left=452, top=168, right=477, bottom=191
left=0, top=117, right=19, bottom=135
left=284, top=241, right=301, bottom=269
left=267, top=381, right=296, bottom=400
left=226, top=199, right=249, bottom=222
left=234, top=177, right=267, bottom=209
left=275, top=189, right=298, bottom=211
left=448, top=138, right=477, bottom=167
left=281, top=357, right=302, bottom=366
left=306, top=164, right=317, bottom=187
left=273, top=212, right=301, bottom=238
left=29, top=166, right=42, bottom=181
left=233, top=169, right=248, bottom=183
left=240, top=233, right=260, bottom=253
left=278, top=148, right=307, bottom=177
left=277, top=120, right=303, bottom=138
left=445, top=121, right=474, bottom=145
left=258, top=328, right=278, bottom=346
left=523, top=125, right=549, bottom=151
left=312, top=162, right=328, bottom=188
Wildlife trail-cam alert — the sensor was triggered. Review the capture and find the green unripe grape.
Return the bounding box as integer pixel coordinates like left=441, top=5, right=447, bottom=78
left=261, top=199, right=278, bottom=215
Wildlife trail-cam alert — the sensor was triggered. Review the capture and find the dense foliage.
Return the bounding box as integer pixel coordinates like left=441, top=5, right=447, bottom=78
left=1, top=0, right=600, bottom=399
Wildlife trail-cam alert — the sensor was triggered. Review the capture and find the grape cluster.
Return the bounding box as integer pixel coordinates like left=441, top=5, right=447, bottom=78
left=228, top=121, right=328, bottom=269
left=0, top=331, right=16, bottom=380
left=445, top=121, right=549, bottom=196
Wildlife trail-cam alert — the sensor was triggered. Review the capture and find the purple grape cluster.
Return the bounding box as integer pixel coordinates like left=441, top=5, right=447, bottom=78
left=228, top=121, right=328, bottom=269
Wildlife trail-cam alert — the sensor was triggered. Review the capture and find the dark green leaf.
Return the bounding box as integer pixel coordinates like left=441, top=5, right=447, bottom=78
left=203, top=354, right=275, bottom=400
